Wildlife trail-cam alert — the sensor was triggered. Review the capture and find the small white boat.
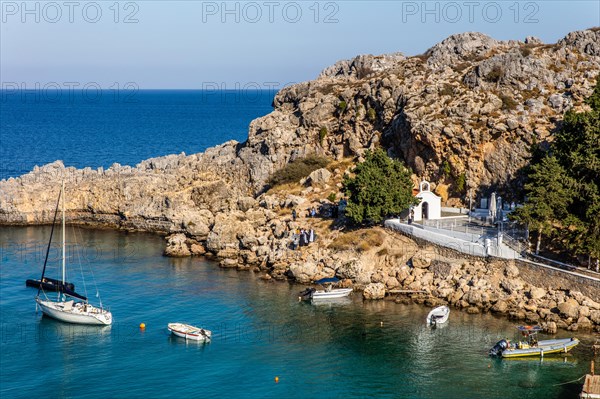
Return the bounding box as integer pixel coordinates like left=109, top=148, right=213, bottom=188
left=312, top=288, right=353, bottom=299
left=299, top=278, right=352, bottom=301
left=168, top=323, right=212, bottom=342
left=426, top=305, right=450, bottom=325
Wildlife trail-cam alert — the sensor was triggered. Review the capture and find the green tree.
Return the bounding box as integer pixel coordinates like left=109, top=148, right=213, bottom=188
left=552, top=78, right=600, bottom=261
left=343, top=149, right=418, bottom=224
left=513, top=77, right=600, bottom=265
left=510, top=156, right=574, bottom=254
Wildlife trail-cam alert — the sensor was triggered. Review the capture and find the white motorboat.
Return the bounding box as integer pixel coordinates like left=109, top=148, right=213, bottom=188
left=299, top=277, right=353, bottom=301
left=35, top=181, right=112, bottom=326
left=168, top=323, right=212, bottom=342
left=426, top=305, right=450, bottom=325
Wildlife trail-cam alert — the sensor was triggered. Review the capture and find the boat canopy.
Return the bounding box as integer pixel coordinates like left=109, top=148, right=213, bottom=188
left=517, top=325, right=543, bottom=333
left=315, top=277, right=339, bottom=284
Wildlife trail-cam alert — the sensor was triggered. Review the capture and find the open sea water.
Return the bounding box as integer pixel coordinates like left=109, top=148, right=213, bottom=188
left=0, top=90, right=596, bottom=398
left=0, top=89, right=276, bottom=180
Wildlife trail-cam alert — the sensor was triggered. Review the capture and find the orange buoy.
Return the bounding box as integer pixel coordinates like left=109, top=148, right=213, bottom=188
left=140, top=323, right=146, bottom=330
left=274, top=377, right=279, bottom=383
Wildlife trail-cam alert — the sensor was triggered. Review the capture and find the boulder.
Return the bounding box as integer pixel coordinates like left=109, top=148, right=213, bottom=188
left=578, top=305, right=590, bottom=318
left=557, top=299, right=580, bottom=319
left=306, top=168, right=332, bottom=186
left=528, top=287, right=546, bottom=300
left=504, top=263, right=519, bottom=278
left=589, top=310, right=600, bottom=324
left=577, top=316, right=593, bottom=330
left=189, top=242, right=206, bottom=256
left=501, top=278, right=524, bottom=294
left=237, top=196, right=258, bottom=212
left=164, top=233, right=191, bottom=257
left=363, top=283, right=386, bottom=300
left=206, top=212, right=252, bottom=253
left=184, top=219, right=210, bottom=240
left=289, top=261, right=320, bottom=283
left=385, top=276, right=400, bottom=289
left=411, top=251, right=432, bottom=268
left=219, top=258, right=238, bottom=268
left=544, top=321, right=557, bottom=334
left=582, top=298, right=600, bottom=310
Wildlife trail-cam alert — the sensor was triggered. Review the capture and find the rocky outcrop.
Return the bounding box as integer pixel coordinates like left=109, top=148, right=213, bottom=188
left=2, top=28, right=599, bottom=229
left=363, top=283, right=386, bottom=300
left=164, top=233, right=192, bottom=257
left=1, top=29, right=599, bottom=333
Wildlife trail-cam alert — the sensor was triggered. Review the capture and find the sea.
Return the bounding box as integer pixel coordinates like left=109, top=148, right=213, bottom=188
left=0, top=89, right=277, bottom=180
left=0, top=90, right=596, bottom=398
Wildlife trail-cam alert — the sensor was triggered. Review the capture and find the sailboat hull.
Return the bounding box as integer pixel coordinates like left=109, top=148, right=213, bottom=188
left=36, top=298, right=112, bottom=326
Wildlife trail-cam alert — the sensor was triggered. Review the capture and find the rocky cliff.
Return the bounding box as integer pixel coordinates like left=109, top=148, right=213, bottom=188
left=2, top=28, right=599, bottom=332
left=2, top=28, right=599, bottom=228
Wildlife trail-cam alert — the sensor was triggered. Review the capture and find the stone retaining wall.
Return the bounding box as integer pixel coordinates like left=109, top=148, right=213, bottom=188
left=512, top=259, right=600, bottom=302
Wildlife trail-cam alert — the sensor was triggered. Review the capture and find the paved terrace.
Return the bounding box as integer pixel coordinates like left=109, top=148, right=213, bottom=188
left=384, top=218, right=600, bottom=284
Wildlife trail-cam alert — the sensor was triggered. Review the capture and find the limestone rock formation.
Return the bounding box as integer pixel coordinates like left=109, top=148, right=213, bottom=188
left=363, top=283, right=386, bottom=300
left=1, top=29, right=600, bottom=333
left=2, top=28, right=599, bottom=231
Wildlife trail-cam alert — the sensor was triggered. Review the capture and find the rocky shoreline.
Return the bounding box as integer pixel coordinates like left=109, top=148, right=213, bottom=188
left=164, top=202, right=600, bottom=335
left=1, top=28, right=600, bottom=333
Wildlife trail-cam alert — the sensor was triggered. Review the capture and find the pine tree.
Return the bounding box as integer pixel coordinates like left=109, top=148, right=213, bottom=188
left=511, top=156, right=574, bottom=254
left=514, top=77, right=600, bottom=262
left=343, top=149, right=418, bottom=225
left=553, top=77, right=600, bottom=261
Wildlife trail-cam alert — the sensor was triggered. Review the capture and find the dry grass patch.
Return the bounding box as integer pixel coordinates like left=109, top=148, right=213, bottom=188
left=267, top=182, right=303, bottom=196
left=268, top=155, right=330, bottom=188
left=328, top=229, right=384, bottom=252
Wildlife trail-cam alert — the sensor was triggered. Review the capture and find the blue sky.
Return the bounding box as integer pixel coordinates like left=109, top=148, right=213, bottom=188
left=1, top=1, right=599, bottom=88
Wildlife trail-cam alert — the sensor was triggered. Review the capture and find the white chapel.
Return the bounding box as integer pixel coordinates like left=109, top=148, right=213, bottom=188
left=412, top=180, right=441, bottom=221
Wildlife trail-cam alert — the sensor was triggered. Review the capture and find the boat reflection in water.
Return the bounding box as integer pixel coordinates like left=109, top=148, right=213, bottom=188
left=310, top=296, right=353, bottom=307
left=37, top=316, right=112, bottom=343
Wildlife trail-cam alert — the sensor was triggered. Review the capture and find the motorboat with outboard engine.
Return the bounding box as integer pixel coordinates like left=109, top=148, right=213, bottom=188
left=489, top=325, right=579, bottom=358
left=299, top=277, right=352, bottom=301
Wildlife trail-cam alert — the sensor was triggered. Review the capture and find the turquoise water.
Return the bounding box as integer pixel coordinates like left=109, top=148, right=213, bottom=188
left=0, top=226, right=595, bottom=399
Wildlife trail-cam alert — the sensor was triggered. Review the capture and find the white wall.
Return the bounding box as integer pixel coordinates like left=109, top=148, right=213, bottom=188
left=414, top=191, right=441, bottom=221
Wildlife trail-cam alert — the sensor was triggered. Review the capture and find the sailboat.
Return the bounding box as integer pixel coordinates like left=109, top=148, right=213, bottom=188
left=35, top=181, right=113, bottom=326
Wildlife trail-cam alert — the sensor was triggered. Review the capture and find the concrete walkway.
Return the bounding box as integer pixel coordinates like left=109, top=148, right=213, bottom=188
left=384, top=219, right=600, bottom=284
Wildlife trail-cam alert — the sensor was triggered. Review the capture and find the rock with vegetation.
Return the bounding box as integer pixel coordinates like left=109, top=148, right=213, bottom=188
left=343, top=149, right=418, bottom=224
left=0, top=29, right=599, bottom=332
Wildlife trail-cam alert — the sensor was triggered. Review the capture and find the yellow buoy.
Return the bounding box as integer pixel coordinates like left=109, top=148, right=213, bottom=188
left=139, top=323, right=146, bottom=330
left=274, top=377, right=279, bottom=383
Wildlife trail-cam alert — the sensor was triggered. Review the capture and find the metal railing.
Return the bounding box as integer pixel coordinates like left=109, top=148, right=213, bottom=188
left=502, top=233, right=526, bottom=256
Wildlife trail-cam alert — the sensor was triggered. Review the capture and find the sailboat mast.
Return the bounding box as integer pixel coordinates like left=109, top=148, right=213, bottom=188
left=62, top=180, right=65, bottom=285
